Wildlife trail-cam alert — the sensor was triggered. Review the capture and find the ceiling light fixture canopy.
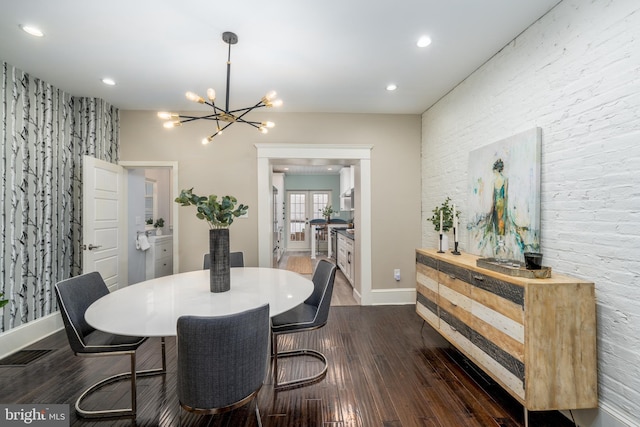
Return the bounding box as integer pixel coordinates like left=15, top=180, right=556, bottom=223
left=158, top=31, right=282, bottom=145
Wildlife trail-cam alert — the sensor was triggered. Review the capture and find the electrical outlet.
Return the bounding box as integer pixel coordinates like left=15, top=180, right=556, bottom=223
left=394, top=269, right=401, bottom=281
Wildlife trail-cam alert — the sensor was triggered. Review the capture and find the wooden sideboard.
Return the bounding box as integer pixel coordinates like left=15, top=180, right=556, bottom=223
left=415, top=248, right=597, bottom=411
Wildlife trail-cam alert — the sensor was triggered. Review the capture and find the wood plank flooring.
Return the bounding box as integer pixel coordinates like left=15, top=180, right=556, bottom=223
left=0, top=305, right=575, bottom=426
left=278, top=251, right=358, bottom=306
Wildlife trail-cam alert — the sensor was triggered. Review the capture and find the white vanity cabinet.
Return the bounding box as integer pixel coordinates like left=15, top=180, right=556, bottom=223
left=145, top=235, right=173, bottom=280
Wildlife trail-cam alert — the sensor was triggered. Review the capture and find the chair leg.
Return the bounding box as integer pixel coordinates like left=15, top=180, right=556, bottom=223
left=75, top=352, right=137, bottom=418
left=272, top=333, right=279, bottom=387
left=75, top=340, right=167, bottom=419
left=254, top=398, right=263, bottom=427
left=160, top=336, right=167, bottom=372
left=272, top=333, right=328, bottom=391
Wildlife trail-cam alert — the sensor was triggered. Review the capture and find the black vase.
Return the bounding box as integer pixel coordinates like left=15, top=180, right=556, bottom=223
left=209, top=228, right=230, bottom=292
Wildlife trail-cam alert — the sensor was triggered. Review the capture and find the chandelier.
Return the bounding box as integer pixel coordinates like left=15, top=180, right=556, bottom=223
left=157, top=31, right=282, bottom=145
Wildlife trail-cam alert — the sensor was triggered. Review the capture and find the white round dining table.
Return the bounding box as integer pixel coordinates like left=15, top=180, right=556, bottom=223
left=85, top=267, right=313, bottom=337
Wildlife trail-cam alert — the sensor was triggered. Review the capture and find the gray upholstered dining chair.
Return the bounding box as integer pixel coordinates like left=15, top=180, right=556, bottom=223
left=54, top=271, right=166, bottom=419
left=176, top=304, right=270, bottom=426
left=203, top=251, right=245, bottom=269
left=270, top=259, right=337, bottom=390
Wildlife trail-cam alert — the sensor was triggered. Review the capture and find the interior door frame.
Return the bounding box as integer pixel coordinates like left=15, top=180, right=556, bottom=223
left=119, top=161, right=180, bottom=274
left=255, top=143, right=373, bottom=305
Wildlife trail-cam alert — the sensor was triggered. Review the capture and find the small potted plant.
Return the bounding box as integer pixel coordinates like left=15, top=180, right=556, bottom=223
left=320, top=205, right=336, bottom=223
left=153, top=217, right=165, bottom=235
left=429, top=197, right=461, bottom=250
left=175, top=188, right=248, bottom=292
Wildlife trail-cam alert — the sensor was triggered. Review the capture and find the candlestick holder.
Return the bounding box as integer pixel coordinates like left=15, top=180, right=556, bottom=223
left=437, top=233, right=444, bottom=253
left=452, top=241, right=461, bottom=255
left=451, top=227, right=460, bottom=255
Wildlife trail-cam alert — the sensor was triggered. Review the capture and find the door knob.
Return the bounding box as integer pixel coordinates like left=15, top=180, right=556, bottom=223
left=87, top=244, right=102, bottom=250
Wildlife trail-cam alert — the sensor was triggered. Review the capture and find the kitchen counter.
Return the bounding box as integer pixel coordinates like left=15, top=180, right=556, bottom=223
left=311, top=223, right=349, bottom=259
left=336, top=229, right=355, bottom=240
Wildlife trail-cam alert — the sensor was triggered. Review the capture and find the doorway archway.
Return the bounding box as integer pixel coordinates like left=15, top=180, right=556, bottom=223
left=255, top=144, right=373, bottom=305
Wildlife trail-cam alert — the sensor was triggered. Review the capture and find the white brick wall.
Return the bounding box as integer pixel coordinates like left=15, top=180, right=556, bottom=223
left=421, top=1, right=640, bottom=425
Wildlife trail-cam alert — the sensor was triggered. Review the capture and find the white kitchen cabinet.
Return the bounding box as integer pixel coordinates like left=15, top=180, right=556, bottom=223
left=339, top=166, right=354, bottom=196
left=340, top=166, right=354, bottom=211
left=146, top=235, right=173, bottom=280
left=337, top=232, right=355, bottom=285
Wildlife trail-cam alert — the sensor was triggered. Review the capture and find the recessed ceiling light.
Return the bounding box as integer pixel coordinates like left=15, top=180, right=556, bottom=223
left=386, top=84, right=397, bottom=91
left=101, top=78, right=116, bottom=86
left=417, top=35, right=432, bottom=48
left=20, top=25, right=44, bottom=37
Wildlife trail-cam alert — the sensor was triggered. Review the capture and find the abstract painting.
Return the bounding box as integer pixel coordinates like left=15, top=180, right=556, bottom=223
left=467, top=127, right=541, bottom=260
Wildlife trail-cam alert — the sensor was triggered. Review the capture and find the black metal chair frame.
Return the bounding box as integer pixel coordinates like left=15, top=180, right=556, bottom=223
left=55, top=273, right=166, bottom=419
left=271, top=259, right=336, bottom=391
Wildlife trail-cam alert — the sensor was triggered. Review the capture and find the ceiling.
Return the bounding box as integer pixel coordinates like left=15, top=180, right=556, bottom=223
left=0, top=0, right=561, bottom=117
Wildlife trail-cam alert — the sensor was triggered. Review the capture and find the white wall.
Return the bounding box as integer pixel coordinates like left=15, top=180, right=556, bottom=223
left=120, top=111, right=421, bottom=296
left=421, top=1, right=640, bottom=426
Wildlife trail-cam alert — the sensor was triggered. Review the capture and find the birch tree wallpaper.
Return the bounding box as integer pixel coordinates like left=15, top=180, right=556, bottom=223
left=0, top=61, right=119, bottom=333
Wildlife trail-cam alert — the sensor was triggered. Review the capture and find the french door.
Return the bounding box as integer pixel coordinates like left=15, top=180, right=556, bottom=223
left=286, top=190, right=331, bottom=251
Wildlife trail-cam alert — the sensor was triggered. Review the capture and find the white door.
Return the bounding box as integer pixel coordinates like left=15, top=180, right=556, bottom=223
left=286, top=190, right=331, bottom=251
left=82, top=156, right=125, bottom=292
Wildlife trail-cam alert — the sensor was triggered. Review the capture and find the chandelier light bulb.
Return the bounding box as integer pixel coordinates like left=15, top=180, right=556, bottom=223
left=259, top=126, right=268, bottom=134
left=163, top=120, right=182, bottom=128
left=157, top=112, right=178, bottom=120
left=185, top=91, right=205, bottom=103
left=264, top=90, right=277, bottom=101
left=206, top=88, right=216, bottom=101
left=271, top=99, right=283, bottom=108
left=202, top=137, right=212, bottom=145
left=262, top=121, right=275, bottom=128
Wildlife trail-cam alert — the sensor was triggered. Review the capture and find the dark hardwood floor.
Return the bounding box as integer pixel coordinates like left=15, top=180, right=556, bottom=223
left=0, top=305, right=575, bottom=427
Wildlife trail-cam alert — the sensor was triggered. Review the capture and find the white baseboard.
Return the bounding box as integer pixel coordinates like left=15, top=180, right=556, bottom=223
left=352, top=287, right=362, bottom=305
left=0, top=313, right=63, bottom=359
left=369, top=288, right=416, bottom=305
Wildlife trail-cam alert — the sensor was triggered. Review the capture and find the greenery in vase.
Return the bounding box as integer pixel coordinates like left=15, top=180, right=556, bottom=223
left=320, top=205, right=336, bottom=221
left=175, top=188, right=248, bottom=229
left=430, top=197, right=461, bottom=232
left=153, top=218, right=165, bottom=228
left=145, top=218, right=153, bottom=225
